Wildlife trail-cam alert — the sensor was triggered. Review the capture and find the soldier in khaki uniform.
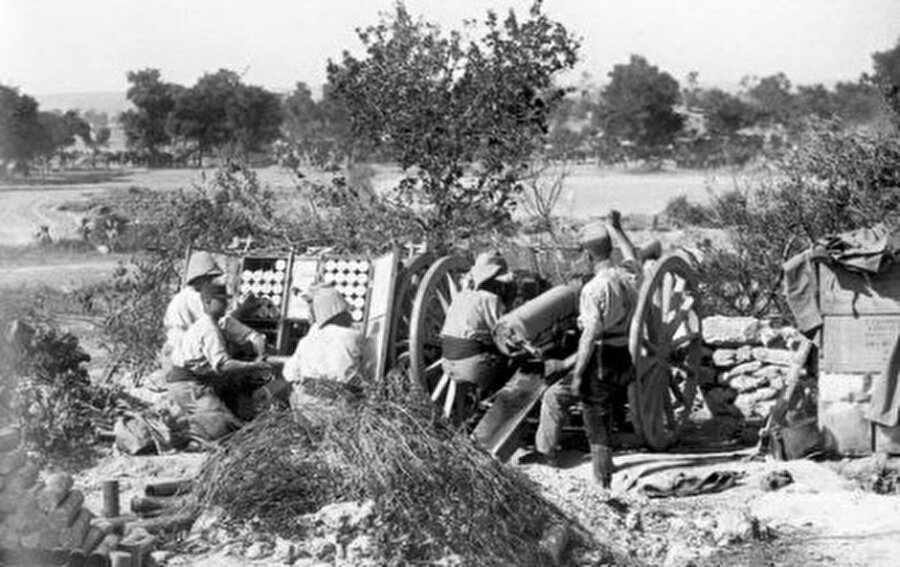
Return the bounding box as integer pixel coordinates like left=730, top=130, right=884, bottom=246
left=532, top=211, right=639, bottom=488
left=168, top=283, right=272, bottom=441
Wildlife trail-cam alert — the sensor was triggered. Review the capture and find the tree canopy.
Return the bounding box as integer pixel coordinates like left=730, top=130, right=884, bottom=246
left=598, top=55, right=684, bottom=159
left=326, top=0, right=579, bottom=242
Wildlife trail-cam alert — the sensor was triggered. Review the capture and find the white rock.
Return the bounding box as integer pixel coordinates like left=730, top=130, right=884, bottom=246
left=702, top=316, right=761, bottom=346
left=729, top=374, right=767, bottom=394
left=712, top=510, right=754, bottom=544
left=243, top=540, right=272, bottom=560
left=711, top=349, right=737, bottom=368
left=725, top=361, right=763, bottom=380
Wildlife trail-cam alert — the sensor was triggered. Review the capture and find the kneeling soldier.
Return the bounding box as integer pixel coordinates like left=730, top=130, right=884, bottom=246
left=168, top=283, right=272, bottom=441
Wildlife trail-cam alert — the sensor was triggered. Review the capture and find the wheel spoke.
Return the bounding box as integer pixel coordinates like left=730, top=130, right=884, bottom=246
left=431, top=372, right=449, bottom=402
left=443, top=379, right=457, bottom=418
left=436, top=288, right=450, bottom=313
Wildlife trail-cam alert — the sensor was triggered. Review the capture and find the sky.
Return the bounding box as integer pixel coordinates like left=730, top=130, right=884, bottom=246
left=1, top=0, right=898, bottom=95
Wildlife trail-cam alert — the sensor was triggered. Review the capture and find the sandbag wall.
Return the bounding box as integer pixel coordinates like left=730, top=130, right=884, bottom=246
left=698, top=316, right=808, bottom=421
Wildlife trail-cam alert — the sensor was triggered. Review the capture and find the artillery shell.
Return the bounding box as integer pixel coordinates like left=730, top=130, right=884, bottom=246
left=275, top=259, right=286, bottom=271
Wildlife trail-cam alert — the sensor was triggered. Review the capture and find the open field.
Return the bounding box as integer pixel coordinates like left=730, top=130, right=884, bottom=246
left=0, top=164, right=734, bottom=247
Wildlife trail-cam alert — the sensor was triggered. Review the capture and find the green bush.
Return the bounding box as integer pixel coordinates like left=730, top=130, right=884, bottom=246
left=691, top=121, right=900, bottom=319
left=1, top=321, right=118, bottom=462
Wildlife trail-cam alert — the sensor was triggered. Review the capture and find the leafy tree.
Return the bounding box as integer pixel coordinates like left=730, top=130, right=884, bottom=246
left=327, top=0, right=579, bottom=244
left=870, top=36, right=900, bottom=116
left=598, top=55, right=684, bottom=160
left=743, top=73, right=794, bottom=126
left=171, top=69, right=282, bottom=165
left=0, top=85, right=44, bottom=166
left=34, top=110, right=91, bottom=161
left=120, top=69, right=182, bottom=165
left=698, top=88, right=754, bottom=137
left=282, top=82, right=354, bottom=167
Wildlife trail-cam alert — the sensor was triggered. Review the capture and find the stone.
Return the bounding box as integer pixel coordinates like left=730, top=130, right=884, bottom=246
left=750, top=386, right=780, bottom=402
left=150, top=550, right=172, bottom=565
left=662, top=541, right=700, bottom=567
left=309, top=537, right=336, bottom=561
left=244, top=540, right=272, bottom=560
left=625, top=510, right=643, bottom=532
left=751, top=347, right=796, bottom=367
left=725, top=361, right=763, bottom=380
left=754, top=400, right=778, bottom=419
left=729, top=374, right=767, bottom=394
left=711, top=349, right=737, bottom=368
left=735, top=345, right=754, bottom=363
left=712, top=510, right=754, bottom=545
left=702, top=316, right=761, bottom=346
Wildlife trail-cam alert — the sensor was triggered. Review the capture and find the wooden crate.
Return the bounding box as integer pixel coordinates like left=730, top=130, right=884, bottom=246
left=818, top=261, right=900, bottom=454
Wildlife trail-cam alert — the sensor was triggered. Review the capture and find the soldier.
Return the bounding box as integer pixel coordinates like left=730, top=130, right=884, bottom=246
left=530, top=211, right=639, bottom=488
left=283, top=285, right=364, bottom=414
left=162, top=251, right=266, bottom=369
left=439, top=251, right=516, bottom=420
left=168, top=283, right=272, bottom=441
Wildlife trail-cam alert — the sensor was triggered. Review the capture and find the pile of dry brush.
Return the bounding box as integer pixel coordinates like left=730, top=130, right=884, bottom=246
left=194, top=377, right=579, bottom=565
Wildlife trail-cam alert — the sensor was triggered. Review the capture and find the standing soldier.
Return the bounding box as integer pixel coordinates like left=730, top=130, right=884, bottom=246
left=531, top=211, right=639, bottom=488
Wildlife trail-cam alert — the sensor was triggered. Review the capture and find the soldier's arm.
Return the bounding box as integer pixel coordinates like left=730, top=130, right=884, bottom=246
left=607, top=210, right=637, bottom=265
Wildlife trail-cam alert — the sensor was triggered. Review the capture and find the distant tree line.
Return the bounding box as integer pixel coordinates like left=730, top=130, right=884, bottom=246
left=120, top=68, right=283, bottom=167
left=545, top=36, right=900, bottom=168
left=2, top=26, right=898, bottom=176
left=0, top=85, right=111, bottom=175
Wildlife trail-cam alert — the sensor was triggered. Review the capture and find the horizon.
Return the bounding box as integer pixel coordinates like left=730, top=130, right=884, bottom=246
left=2, top=0, right=897, bottom=99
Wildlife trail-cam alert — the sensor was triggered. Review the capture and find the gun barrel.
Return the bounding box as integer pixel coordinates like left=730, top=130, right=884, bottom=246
left=492, top=284, right=580, bottom=357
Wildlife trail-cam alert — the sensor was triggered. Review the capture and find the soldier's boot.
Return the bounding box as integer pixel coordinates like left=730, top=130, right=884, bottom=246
left=590, top=444, right=614, bottom=489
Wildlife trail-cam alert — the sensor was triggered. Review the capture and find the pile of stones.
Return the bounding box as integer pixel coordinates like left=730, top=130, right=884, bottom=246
left=698, top=316, right=807, bottom=422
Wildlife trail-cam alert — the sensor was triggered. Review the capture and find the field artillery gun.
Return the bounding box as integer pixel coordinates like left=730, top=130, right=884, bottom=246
left=405, top=250, right=704, bottom=453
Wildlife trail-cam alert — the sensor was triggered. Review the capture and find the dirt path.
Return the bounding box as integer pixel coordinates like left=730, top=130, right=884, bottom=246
left=518, top=449, right=900, bottom=566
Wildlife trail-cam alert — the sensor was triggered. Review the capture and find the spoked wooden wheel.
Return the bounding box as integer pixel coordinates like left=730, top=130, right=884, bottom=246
left=386, top=253, right=436, bottom=378
left=628, top=251, right=702, bottom=451
left=408, top=255, right=472, bottom=421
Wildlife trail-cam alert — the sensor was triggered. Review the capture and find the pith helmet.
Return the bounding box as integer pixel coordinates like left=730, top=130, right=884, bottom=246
left=186, top=251, right=224, bottom=284
left=471, top=251, right=514, bottom=289
left=312, top=286, right=351, bottom=326
left=579, top=222, right=611, bottom=249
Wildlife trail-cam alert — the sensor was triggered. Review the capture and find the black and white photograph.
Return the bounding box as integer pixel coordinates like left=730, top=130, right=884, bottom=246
left=1, top=0, right=899, bottom=565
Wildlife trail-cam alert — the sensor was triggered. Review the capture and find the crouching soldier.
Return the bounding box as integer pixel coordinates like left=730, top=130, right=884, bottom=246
left=532, top=211, right=639, bottom=488
left=283, top=286, right=364, bottom=417
left=168, top=283, right=273, bottom=441
left=440, top=251, right=515, bottom=420
left=162, top=251, right=266, bottom=372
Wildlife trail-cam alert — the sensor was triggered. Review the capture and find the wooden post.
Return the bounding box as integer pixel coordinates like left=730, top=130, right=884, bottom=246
left=102, top=480, right=120, bottom=518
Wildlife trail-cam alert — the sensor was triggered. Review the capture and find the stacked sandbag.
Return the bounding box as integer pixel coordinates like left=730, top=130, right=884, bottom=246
left=699, top=317, right=806, bottom=421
